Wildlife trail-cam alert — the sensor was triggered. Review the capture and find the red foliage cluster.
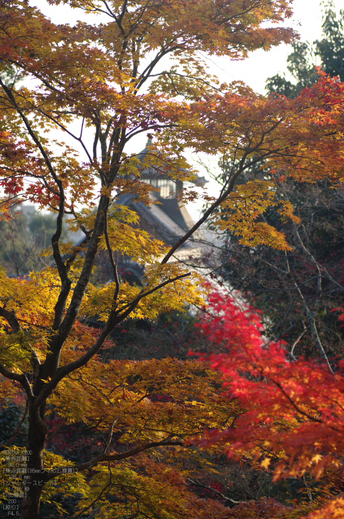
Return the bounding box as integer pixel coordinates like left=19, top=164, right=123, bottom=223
left=195, top=290, right=344, bottom=483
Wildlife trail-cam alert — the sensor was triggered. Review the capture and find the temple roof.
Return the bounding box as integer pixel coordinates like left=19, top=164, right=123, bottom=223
left=115, top=141, right=205, bottom=252
left=135, top=139, right=207, bottom=187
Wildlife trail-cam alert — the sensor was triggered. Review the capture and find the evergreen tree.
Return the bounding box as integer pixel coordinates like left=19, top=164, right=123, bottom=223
left=266, top=2, right=344, bottom=97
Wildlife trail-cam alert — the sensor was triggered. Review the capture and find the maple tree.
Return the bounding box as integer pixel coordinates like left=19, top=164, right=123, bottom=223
left=196, top=289, right=344, bottom=518
left=1, top=0, right=344, bottom=517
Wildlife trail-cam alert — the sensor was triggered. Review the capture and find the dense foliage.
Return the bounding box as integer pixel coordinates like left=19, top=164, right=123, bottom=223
left=1, top=0, right=344, bottom=518
left=197, top=290, right=344, bottom=519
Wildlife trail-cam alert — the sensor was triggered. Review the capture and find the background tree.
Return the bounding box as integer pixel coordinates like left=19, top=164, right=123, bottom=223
left=0, top=208, right=69, bottom=276
left=217, top=174, right=344, bottom=366
left=266, top=1, right=344, bottom=97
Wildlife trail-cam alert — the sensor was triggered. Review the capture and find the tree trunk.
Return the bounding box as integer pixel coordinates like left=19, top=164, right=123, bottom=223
left=20, top=408, right=47, bottom=519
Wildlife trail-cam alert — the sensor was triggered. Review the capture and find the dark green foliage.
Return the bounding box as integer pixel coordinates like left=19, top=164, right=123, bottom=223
left=0, top=210, right=33, bottom=276
left=0, top=207, right=69, bottom=276
left=317, top=4, right=344, bottom=80
left=266, top=3, right=344, bottom=97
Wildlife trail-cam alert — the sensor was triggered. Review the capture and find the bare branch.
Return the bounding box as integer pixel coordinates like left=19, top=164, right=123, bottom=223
left=44, top=436, right=183, bottom=482
left=0, top=306, right=20, bottom=333
left=0, top=364, right=34, bottom=398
